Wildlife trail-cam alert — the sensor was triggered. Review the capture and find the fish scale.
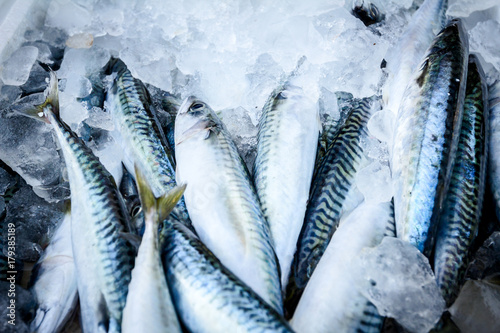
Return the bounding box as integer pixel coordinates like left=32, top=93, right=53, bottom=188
left=161, top=222, right=293, bottom=333
left=32, top=75, right=135, bottom=332
left=106, top=59, right=189, bottom=225
left=433, top=54, right=488, bottom=306
left=285, top=96, right=377, bottom=316
left=253, top=82, right=319, bottom=288
left=391, top=19, right=469, bottom=258
left=175, top=98, right=282, bottom=314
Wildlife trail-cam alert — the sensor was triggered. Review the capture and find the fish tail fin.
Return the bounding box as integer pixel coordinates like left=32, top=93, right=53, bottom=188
left=134, top=165, right=186, bottom=233
left=19, top=71, right=59, bottom=124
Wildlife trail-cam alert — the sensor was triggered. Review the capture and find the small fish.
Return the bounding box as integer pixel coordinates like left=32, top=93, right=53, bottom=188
left=285, top=95, right=378, bottom=317
left=29, top=210, right=78, bottom=333
left=382, top=0, right=448, bottom=118
left=26, top=72, right=135, bottom=332
left=253, top=77, right=320, bottom=288
left=105, top=58, right=189, bottom=226
left=291, top=201, right=395, bottom=333
left=122, top=168, right=184, bottom=333
left=433, top=54, right=488, bottom=306
left=175, top=97, right=283, bottom=314
left=391, top=19, right=469, bottom=257
left=161, top=221, right=294, bottom=333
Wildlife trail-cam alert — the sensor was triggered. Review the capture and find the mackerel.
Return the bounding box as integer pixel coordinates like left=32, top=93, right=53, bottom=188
left=29, top=211, right=78, bottom=333
left=285, top=96, right=378, bottom=316
left=253, top=80, right=320, bottom=288
left=391, top=19, right=469, bottom=256
left=291, top=201, right=395, bottom=333
left=105, top=58, right=189, bottom=225
left=433, top=54, right=488, bottom=306
left=30, top=72, right=134, bottom=332
left=382, top=0, right=448, bottom=118
left=122, top=170, right=184, bottom=333
left=161, top=222, right=293, bottom=333
left=175, top=97, right=282, bottom=313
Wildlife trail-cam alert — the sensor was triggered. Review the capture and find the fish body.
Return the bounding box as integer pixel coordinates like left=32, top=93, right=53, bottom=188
left=291, top=201, right=395, bottom=333
left=105, top=58, right=188, bottom=224
left=122, top=172, right=184, bottom=333
left=433, top=54, right=488, bottom=306
left=30, top=211, right=78, bottom=333
left=391, top=19, right=469, bottom=256
left=174, top=97, right=282, bottom=313
left=253, top=82, right=320, bottom=287
left=161, top=222, right=293, bottom=333
left=35, top=73, right=134, bottom=332
left=285, top=96, right=377, bottom=316
left=383, top=0, right=448, bottom=118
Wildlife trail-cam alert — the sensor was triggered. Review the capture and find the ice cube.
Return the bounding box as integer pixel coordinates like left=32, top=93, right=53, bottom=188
left=66, top=33, right=94, bottom=49
left=0, top=85, right=21, bottom=111
left=355, top=160, right=393, bottom=204
left=0, top=94, right=69, bottom=202
left=357, top=237, right=446, bottom=332
left=20, top=62, right=50, bottom=96
left=0, top=46, right=39, bottom=86
left=367, top=109, right=394, bottom=143
left=57, top=47, right=110, bottom=79
left=469, top=20, right=500, bottom=72
left=448, top=0, right=500, bottom=18
left=449, top=279, right=500, bottom=333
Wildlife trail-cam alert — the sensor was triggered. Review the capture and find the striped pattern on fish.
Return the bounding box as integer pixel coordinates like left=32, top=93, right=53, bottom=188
left=175, top=97, right=283, bottom=313
left=34, top=73, right=134, bottom=333
left=391, top=19, right=469, bottom=257
left=253, top=82, right=320, bottom=288
left=162, top=222, right=293, bottom=333
left=290, top=201, right=396, bottom=333
left=433, top=54, right=488, bottom=306
left=106, top=58, right=189, bottom=225
left=285, top=96, right=377, bottom=316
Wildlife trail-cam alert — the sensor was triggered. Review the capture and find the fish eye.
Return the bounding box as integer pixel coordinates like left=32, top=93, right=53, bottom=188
left=370, top=4, right=379, bottom=17
left=131, top=204, right=142, bottom=217
left=191, top=103, right=204, bottom=110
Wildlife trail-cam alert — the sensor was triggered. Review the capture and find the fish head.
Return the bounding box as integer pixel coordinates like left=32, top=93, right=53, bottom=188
left=175, top=97, right=220, bottom=146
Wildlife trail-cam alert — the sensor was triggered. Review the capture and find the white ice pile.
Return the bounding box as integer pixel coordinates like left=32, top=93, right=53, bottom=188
left=355, top=237, right=446, bottom=332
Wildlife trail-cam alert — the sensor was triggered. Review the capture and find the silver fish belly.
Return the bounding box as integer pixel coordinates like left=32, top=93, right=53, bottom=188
left=291, top=201, right=395, bottom=333
left=175, top=97, right=283, bottom=313
left=161, top=222, right=293, bottom=333
left=433, top=54, right=488, bottom=306
left=253, top=83, right=320, bottom=288
left=30, top=212, right=78, bottom=333
left=391, top=19, right=469, bottom=256
left=285, top=95, right=377, bottom=316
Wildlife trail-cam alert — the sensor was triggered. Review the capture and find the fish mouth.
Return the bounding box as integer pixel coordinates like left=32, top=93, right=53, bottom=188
left=178, top=96, right=198, bottom=115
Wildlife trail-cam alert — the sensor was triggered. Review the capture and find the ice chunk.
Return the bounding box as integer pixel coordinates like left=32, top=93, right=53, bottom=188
left=357, top=237, right=446, bottom=332
left=448, top=0, right=500, bottom=17
left=0, top=46, right=39, bottom=86
left=57, top=47, right=110, bottom=79
left=367, top=109, right=394, bottom=143
left=19, top=62, right=50, bottom=96
left=0, top=165, right=17, bottom=196
left=84, top=107, right=114, bottom=131
left=0, top=85, right=21, bottom=111
left=2, top=179, right=65, bottom=262
left=469, top=20, right=500, bottom=72
left=355, top=160, right=392, bottom=204
left=45, top=0, right=97, bottom=36
left=0, top=94, right=69, bottom=202
left=218, top=106, right=258, bottom=171
left=449, top=279, right=500, bottom=333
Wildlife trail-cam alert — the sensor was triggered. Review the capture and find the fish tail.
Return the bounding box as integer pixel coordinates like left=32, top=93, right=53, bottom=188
left=134, top=165, right=186, bottom=232
left=19, top=71, right=59, bottom=124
